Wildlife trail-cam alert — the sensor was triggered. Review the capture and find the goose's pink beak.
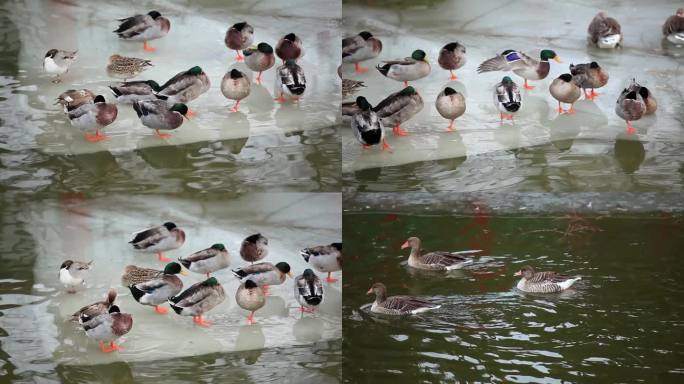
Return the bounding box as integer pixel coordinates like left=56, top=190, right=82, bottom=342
left=401, top=241, right=409, bottom=249
left=366, top=288, right=373, bottom=295
left=513, top=271, right=522, bottom=276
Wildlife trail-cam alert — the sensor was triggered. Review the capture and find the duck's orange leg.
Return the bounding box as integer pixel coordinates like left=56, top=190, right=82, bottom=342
left=523, top=79, right=535, bottom=90
left=446, top=119, right=456, bottom=132
left=154, top=305, right=168, bottom=315
left=449, top=70, right=458, bottom=80
left=382, top=138, right=391, bottom=151
left=247, top=311, right=256, bottom=324
left=143, top=41, right=156, bottom=52
left=235, top=50, right=244, bottom=61
left=354, top=63, right=369, bottom=73
left=192, top=315, right=211, bottom=327
left=325, top=272, right=338, bottom=283
left=157, top=252, right=172, bottom=261
left=392, top=125, right=409, bottom=136
left=231, top=100, right=241, bottom=112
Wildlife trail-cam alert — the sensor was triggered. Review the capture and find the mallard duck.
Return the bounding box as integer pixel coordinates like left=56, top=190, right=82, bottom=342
left=367, top=283, right=440, bottom=315
left=478, top=49, right=561, bottom=90
left=549, top=74, right=581, bottom=114
left=179, top=243, right=231, bottom=277
left=236, top=280, right=265, bottom=324
left=168, top=277, right=226, bottom=327
left=435, top=87, right=466, bottom=132
left=59, top=260, right=93, bottom=293
left=663, top=8, right=684, bottom=44
left=239, top=233, right=269, bottom=264
left=401, top=237, right=476, bottom=271
left=157, top=66, right=211, bottom=116
left=231, top=262, right=293, bottom=294
left=494, top=76, right=522, bottom=121
left=121, top=262, right=188, bottom=286
left=133, top=100, right=189, bottom=139
left=244, top=43, right=275, bottom=84
left=342, top=79, right=365, bottom=99
left=300, top=243, right=342, bottom=283
left=376, top=49, right=430, bottom=86
left=109, top=80, right=162, bottom=104
left=350, top=96, right=389, bottom=151
left=342, top=31, right=383, bottom=73
left=294, top=269, right=323, bottom=313
left=128, top=262, right=184, bottom=314
left=129, top=222, right=186, bottom=262
left=627, top=79, right=657, bottom=115
left=81, top=305, right=133, bottom=353
left=275, top=33, right=304, bottom=62
left=114, top=10, right=170, bottom=52
left=616, top=85, right=647, bottom=135
left=373, top=86, right=424, bottom=136
left=55, top=89, right=96, bottom=111
left=588, top=12, right=623, bottom=48
left=106, top=54, right=152, bottom=80
left=225, top=21, right=254, bottom=61
left=67, top=95, right=118, bottom=142
left=43, top=49, right=77, bottom=83
left=274, top=59, right=306, bottom=103
left=514, top=265, right=581, bottom=293
left=221, top=69, right=250, bottom=112
left=569, top=61, right=609, bottom=100
left=71, top=288, right=117, bottom=323
left=438, top=42, right=467, bottom=80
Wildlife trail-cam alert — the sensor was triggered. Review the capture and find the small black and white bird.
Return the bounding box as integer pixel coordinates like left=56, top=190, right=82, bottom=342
left=294, top=269, right=324, bottom=313
left=43, top=49, right=77, bottom=83
left=59, top=260, right=93, bottom=293
left=274, top=59, right=306, bottom=103
left=351, top=96, right=389, bottom=151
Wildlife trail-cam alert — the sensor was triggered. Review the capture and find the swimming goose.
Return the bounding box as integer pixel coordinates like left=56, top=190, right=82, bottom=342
left=569, top=61, right=609, bottom=100
left=438, top=42, right=467, bottom=80
left=300, top=243, right=342, bottom=283
left=435, top=87, right=466, bottom=132
left=71, top=288, right=117, bottom=323
left=128, top=262, right=184, bottom=314
left=549, top=74, right=581, bottom=114
left=663, top=8, right=684, bottom=44
left=342, top=31, right=383, bottom=73
left=478, top=49, right=561, bottom=90
left=514, top=265, right=581, bottom=293
left=169, top=277, right=226, bottom=327
left=236, top=279, right=266, bottom=324
left=59, top=260, right=93, bottom=293
left=81, top=305, right=133, bottom=353
left=221, top=69, right=250, bottom=112
left=179, top=243, right=231, bottom=277
left=225, top=21, right=254, bottom=61
left=401, top=237, right=476, bottom=271
left=114, top=10, right=170, bottom=52
left=376, top=49, right=430, bottom=86
left=43, top=49, right=77, bottom=83
left=129, top=222, right=186, bottom=262
left=367, top=283, right=440, bottom=315
left=588, top=12, right=623, bottom=48
left=294, top=269, right=324, bottom=313
left=239, top=233, right=269, bottom=264
left=244, top=43, right=276, bottom=84
left=67, top=95, right=118, bottom=142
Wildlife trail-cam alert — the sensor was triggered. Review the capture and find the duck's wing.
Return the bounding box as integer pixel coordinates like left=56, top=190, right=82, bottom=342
left=129, top=225, right=168, bottom=248
left=374, top=90, right=412, bottom=117
left=232, top=262, right=274, bottom=278
left=169, top=282, right=214, bottom=307
left=663, top=15, right=684, bottom=35
left=81, top=313, right=109, bottom=332
left=133, top=277, right=168, bottom=293
left=72, top=301, right=107, bottom=322
left=114, top=14, right=153, bottom=38
left=158, top=70, right=196, bottom=95
left=380, top=57, right=415, bottom=66
left=180, top=248, right=218, bottom=266
left=342, top=35, right=364, bottom=58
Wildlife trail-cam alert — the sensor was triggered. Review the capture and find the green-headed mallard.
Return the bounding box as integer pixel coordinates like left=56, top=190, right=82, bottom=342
left=109, top=80, right=162, bottom=104
left=438, top=42, right=466, bottom=80
left=81, top=305, right=133, bottom=353
left=401, top=237, right=477, bottom=271
left=569, top=61, right=609, bottom=100
left=616, top=85, right=647, bottom=135
left=627, top=79, right=657, bottom=115
left=294, top=269, right=323, bottom=313
left=588, top=12, right=623, bottom=48
left=514, top=265, right=581, bottom=293
left=244, top=43, right=275, bottom=84
left=157, top=66, right=211, bottom=116
left=494, top=76, right=522, bottom=121
left=133, top=100, right=189, bottom=139
left=225, top=21, right=254, bottom=61
left=239, top=233, right=269, bottom=264
left=59, top=260, right=93, bottom=293
left=342, top=31, right=383, bottom=73
left=129, top=222, right=186, bottom=262
left=106, top=54, right=152, bottom=81
left=435, top=87, right=466, bottom=132
left=373, top=86, right=424, bottom=136
left=221, top=69, right=250, bottom=112
left=121, top=262, right=188, bottom=286
left=367, top=283, right=440, bottom=315
left=56, top=89, right=96, bottom=111
left=43, top=49, right=77, bottom=83
left=274, top=59, right=306, bottom=103
left=376, top=49, right=430, bottom=86
left=114, top=10, right=170, bottom=52
left=128, top=262, right=184, bottom=315
left=300, top=243, right=342, bottom=283
left=478, top=49, right=561, bottom=90
left=236, top=279, right=265, bottom=324
left=67, top=95, right=118, bottom=142
left=179, top=243, right=231, bottom=278
left=168, top=277, right=225, bottom=327
left=71, top=288, right=117, bottom=323
left=549, top=74, right=581, bottom=114
left=231, top=262, right=292, bottom=294
left=275, top=33, right=304, bottom=62
left=663, top=8, right=684, bottom=44
left=351, top=96, right=389, bottom=151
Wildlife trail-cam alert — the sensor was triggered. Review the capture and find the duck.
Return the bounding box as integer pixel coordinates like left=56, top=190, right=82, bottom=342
left=71, top=288, right=117, bottom=323
left=342, top=31, right=383, bottom=73
left=435, top=87, right=466, bottom=132
left=221, top=69, right=250, bottom=112
left=179, top=243, right=231, bottom=278
left=478, top=49, right=561, bottom=90
left=588, top=12, right=623, bottom=48
left=569, top=61, right=609, bottom=100
left=239, top=233, right=269, bottom=264
left=663, top=8, right=684, bottom=44
left=106, top=54, right=152, bottom=80
left=109, top=80, right=163, bottom=104
left=373, top=86, right=424, bottom=136
left=59, top=260, right=93, bottom=293
left=114, top=10, right=170, bottom=52
left=367, top=283, right=440, bottom=315
left=627, top=79, right=657, bottom=115
left=244, top=43, right=276, bottom=84
left=128, top=262, right=184, bottom=315
left=342, top=78, right=366, bottom=99
left=236, top=279, right=266, bottom=324
left=494, top=76, right=522, bottom=121
left=274, top=59, right=306, bottom=103
left=121, top=262, right=188, bottom=286
left=168, top=277, right=226, bottom=327
left=55, top=89, right=96, bottom=112
left=81, top=305, right=133, bottom=353
left=225, top=21, right=254, bottom=61
left=231, top=262, right=293, bottom=294
left=514, top=265, right=581, bottom=293
left=549, top=74, right=581, bottom=114
left=616, top=85, right=647, bottom=135
left=300, top=243, right=342, bottom=283
left=275, top=33, right=304, bottom=62
left=376, top=49, right=430, bottom=86
left=294, top=269, right=324, bottom=313
left=401, top=237, right=476, bottom=271
left=43, top=49, right=77, bottom=83
left=438, top=42, right=467, bottom=80
left=133, top=100, right=189, bottom=139
left=67, top=95, right=118, bottom=142
left=351, top=96, right=389, bottom=151
left=157, top=66, right=211, bottom=116
left=129, top=222, right=186, bottom=262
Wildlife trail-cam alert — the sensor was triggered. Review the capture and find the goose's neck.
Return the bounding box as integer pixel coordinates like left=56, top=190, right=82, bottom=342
left=375, top=291, right=387, bottom=304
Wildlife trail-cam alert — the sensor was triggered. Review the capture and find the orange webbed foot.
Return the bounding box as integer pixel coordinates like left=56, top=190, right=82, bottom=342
left=143, top=41, right=156, bottom=52
left=154, top=305, right=168, bottom=315
left=157, top=253, right=172, bottom=262
left=354, top=63, right=369, bottom=73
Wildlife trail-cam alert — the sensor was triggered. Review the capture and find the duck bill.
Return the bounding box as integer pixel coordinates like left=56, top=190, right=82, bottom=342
left=180, top=270, right=189, bottom=276
left=366, top=288, right=373, bottom=295
left=513, top=271, right=522, bottom=276
left=400, top=241, right=409, bottom=249
left=553, top=56, right=562, bottom=63
left=287, top=272, right=294, bottom=278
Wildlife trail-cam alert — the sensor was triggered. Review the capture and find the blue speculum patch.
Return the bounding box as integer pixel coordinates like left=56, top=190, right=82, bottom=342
left=505, top=52, right=521, bottom=62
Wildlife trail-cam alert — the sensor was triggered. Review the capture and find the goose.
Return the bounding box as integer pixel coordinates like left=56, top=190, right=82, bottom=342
left=514, top=265, right=581, bottom=293
left=401, top=237, right=476, bottom=271
left=367, top=283, right=440, bottom=315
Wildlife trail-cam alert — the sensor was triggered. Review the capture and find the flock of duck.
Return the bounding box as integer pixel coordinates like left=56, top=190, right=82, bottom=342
left=366, top=236, right=581, bottom=315
left=58, top=221, right=342, bottom=353
left=342, top=9, right=684, bottom=150
left=44, top=11, right=307, bottom=142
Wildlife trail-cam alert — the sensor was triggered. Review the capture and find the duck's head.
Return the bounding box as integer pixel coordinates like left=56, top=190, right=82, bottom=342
left=359, top=31, right=373, bottom=40
left=108, top=305, right=121, bottom=314
left=276, top=262, right=293, bottom=277
left=638, top=86, right=649, bottom=99
left=188, top=66, right=203, bottom=76
left=677, top=8, right=684, bottom=17
left=303, top=268, right=316, bottom=281
left=540, top=49, right=561, bottom=63
left=411, top=49, right=428, bottom=62
left=257, top=42, right=273, bottom=54
left=399, top=86, right=416, bottom=96
left=514, top=265, right=535, bottom=278
left=330, top=242, right=342, bottom=251
left=163, top=222, right=178, bottom=230
left=94, top=95, right=106, bottom=103
left=148, top=10, right=162, bottom=20
left=443, top=87, right=457, bottom=96
left=45, top=49, right=58, bottom=58
left=233, top=21, right=248, bottom=31
left=170, top=103, right=189, bottom=118
left=589, top=61, right=600, bottom=69
left=401, top=236, right=420, bottom=250
left=356, top=96, right=372, bottom=111
left=366, top=282, right=387, bottom=297
left=145, top=80, right=161, bottom=91
left=284, top=33, right=296, bottom=42
left=229, top=69, right=244, bottom=79
left=245, top=233, right=267, bottom=245
left=245, top=279, right=258, bottom=289
left=163, top=262, right=185, bottom=275
left=203, top=277, right=220, bottom=286
left=211, top=243, right=226, bottom=251
left=558, top=73, right=573, bottom=83
left=501, top=76, right=513, bottom=85
left=625, top=90, right=638, bottom=100
left=443, top=42, right=464, bottom=53
left=284, top=59, right=297, bottom=68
